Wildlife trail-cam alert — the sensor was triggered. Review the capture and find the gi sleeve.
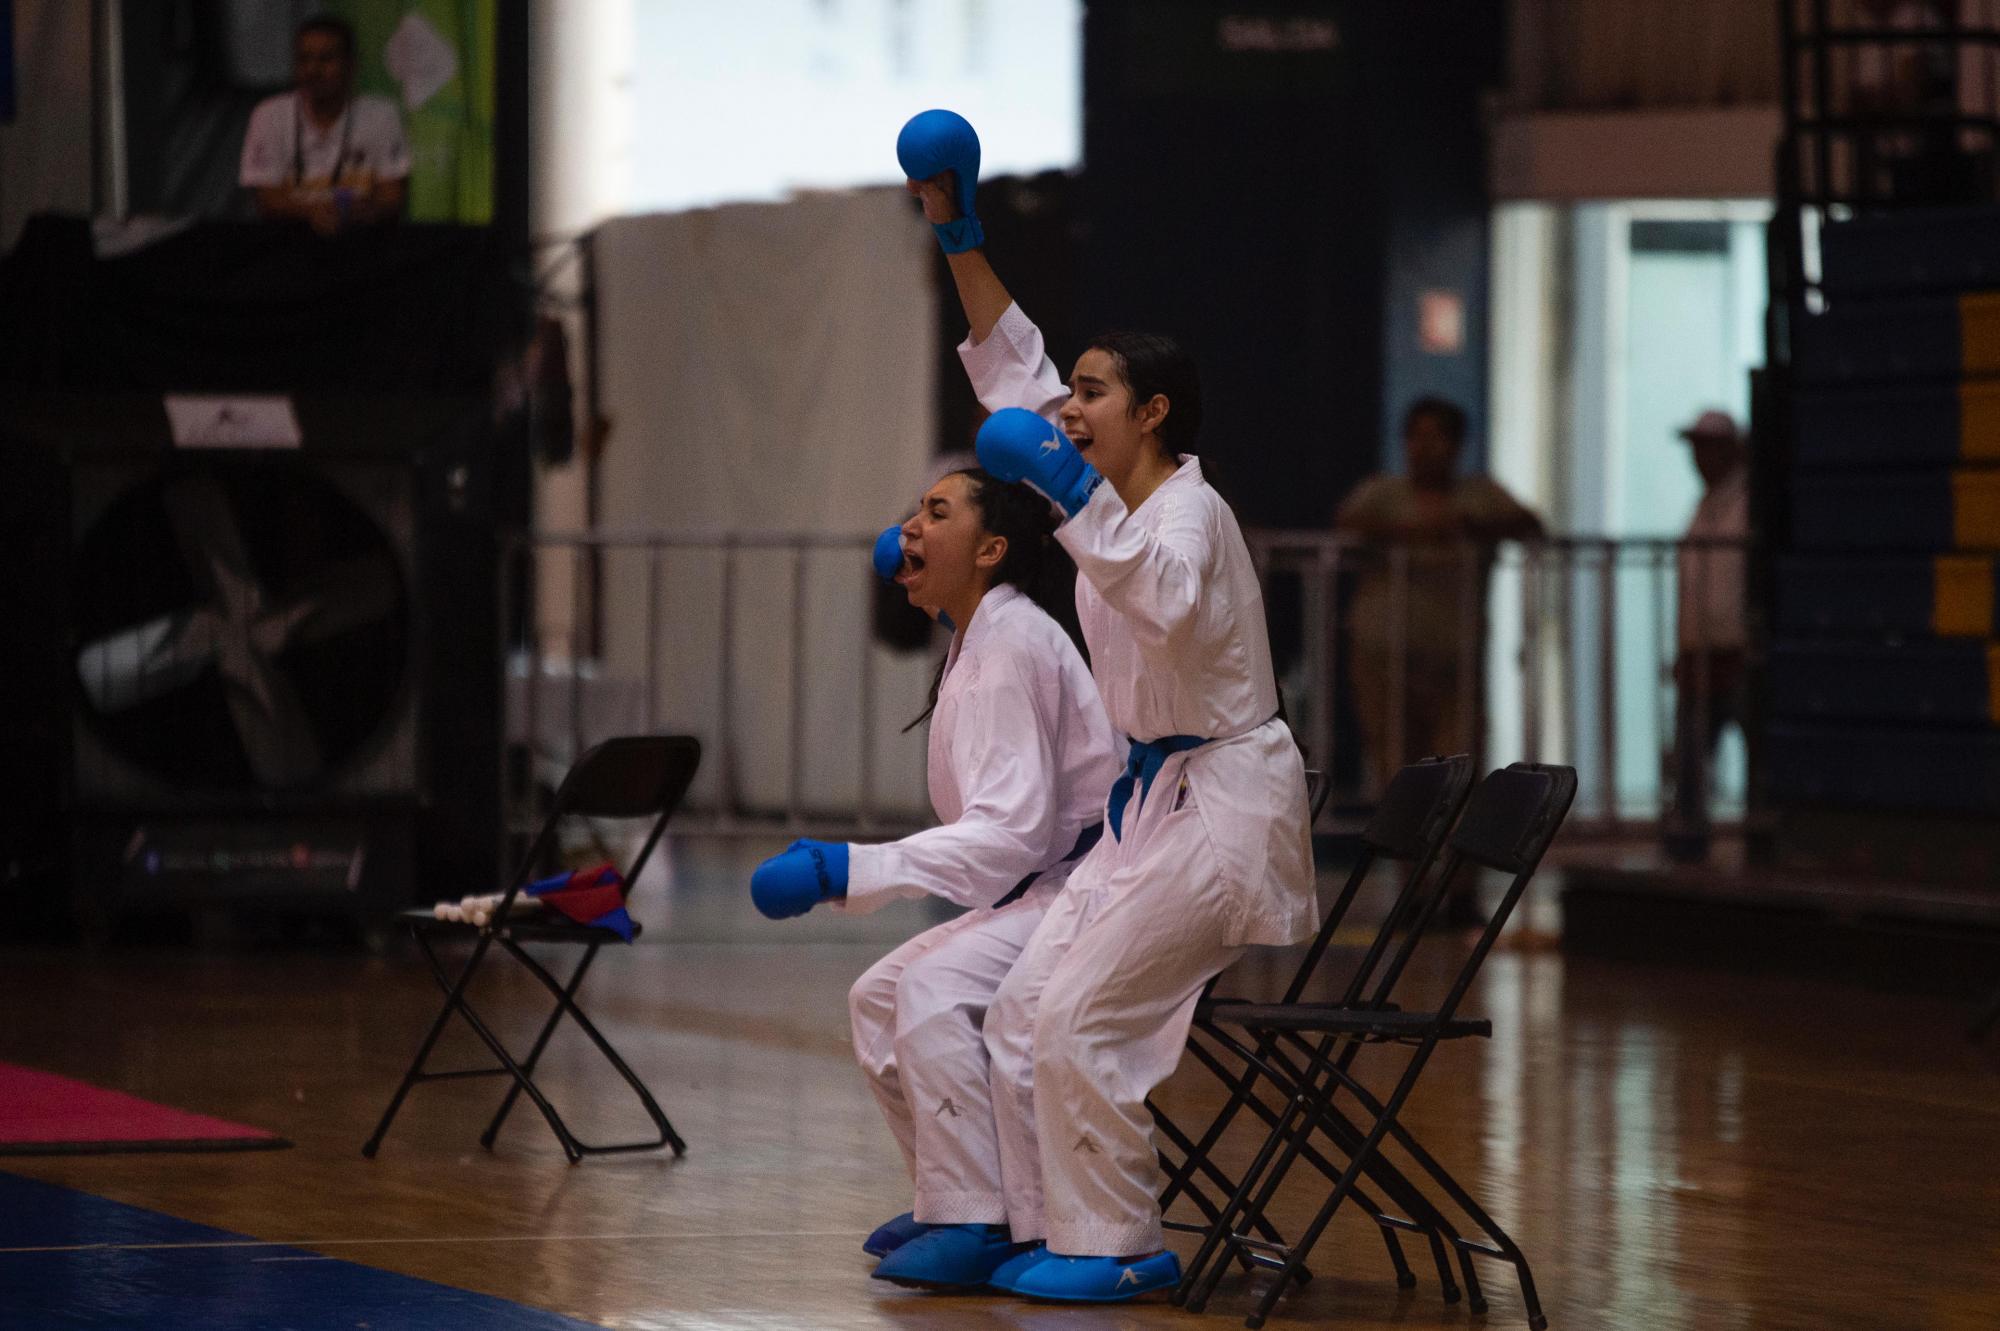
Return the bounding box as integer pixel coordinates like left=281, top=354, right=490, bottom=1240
left=1056, top=483, right=1216, bottom=657
left=843, top=648, right=1065, bottom=913
left=958, top=302, right=1069, bottom=425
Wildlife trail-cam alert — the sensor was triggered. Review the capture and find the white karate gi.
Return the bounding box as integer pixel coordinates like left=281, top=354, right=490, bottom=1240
left=845, top=583, right=1120, bottom=1225
left=965, top=303, right=1317, bottom=1256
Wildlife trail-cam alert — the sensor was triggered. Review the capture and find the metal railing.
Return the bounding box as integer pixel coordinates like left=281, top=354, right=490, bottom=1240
left=506, top=528, right=938, bottom=841
left=1251, top=530, right=1750, bottom=838
left=508, top=529, right=1752, bottom=842
left=1780, top=0, right=2000, bottom=213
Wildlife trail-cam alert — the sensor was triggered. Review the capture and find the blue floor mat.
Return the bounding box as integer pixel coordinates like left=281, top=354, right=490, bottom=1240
left=0, top=1171, right=606, bottom=1330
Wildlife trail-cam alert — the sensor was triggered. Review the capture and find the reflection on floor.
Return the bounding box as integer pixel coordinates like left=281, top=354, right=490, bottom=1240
left=1, top=837, right=1996, bottom=1331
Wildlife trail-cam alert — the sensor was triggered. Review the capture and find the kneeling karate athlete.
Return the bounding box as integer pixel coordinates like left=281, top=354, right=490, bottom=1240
left=898, top=109, right=1318, bottom=1301
left=749, top=467, right=1121, bottom=1289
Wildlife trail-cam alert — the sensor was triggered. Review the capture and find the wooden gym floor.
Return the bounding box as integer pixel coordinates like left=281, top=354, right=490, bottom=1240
left=1, top=840, right=1996, bottom=1330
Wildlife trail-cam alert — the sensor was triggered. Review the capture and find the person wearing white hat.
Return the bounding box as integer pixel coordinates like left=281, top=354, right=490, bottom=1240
left=1668, top=409, right=1749, bottom=863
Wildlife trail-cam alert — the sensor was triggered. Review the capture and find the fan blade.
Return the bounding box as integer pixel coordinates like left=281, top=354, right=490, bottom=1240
left=75, top=608, right=223, bottom=712
left=253, top=555, right=402, bottom=657
left=162, top=474, right=256, bottom=603
left=221, top=654, right=324, bottom=788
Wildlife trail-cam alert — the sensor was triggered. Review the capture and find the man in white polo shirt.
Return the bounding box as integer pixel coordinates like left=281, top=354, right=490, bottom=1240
left=239, top=15, right=410, bottom=235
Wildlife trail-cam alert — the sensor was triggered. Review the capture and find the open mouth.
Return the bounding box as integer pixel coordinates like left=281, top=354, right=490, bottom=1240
left=896, top=549, right=927, bottom=587
left=1068, top=432, right=1094, bottom=454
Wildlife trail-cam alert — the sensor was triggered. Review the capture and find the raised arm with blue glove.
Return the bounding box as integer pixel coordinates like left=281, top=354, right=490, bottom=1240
left=751, top=838, right=849, bottom=919
left=975, top=408, right=1103, bottom=520
left=897, top=109, right=983, bottom=254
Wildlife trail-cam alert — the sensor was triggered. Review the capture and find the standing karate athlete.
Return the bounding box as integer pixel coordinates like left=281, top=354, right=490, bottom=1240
left=749, top=468, right=1121, bottom=1289
left=896, top=110, right=1317, bottom=1301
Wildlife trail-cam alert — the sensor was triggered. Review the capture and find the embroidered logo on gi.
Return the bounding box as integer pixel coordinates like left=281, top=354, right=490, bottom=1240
left=934, top=1098, right=963, bottom=1119
left=1117, top=1266, right=1145, bottom=1289
left=1071, top=1134, right=1100, bottom=1154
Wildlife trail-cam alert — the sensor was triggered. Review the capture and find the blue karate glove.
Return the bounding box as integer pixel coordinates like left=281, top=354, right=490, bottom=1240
left=873, top=522, right=954, bottom=628
left=872, top=524, right=905, bottom=582
left=897, top=109, right=983, bottom=253
left=750, top=838, right=849, bottom=919
left=975, top=407, right=1103, bottom=519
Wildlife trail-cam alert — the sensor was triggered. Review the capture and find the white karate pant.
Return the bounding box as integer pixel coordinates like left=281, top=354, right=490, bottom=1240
left=985, top=792, right=1247, bottom=1257
left=848, top=886, right=1055, bottom=1225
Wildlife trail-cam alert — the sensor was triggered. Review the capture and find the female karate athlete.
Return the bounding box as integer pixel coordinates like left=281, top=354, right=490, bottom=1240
left=895, top=109, right=1317, bottom=1302
left=749, top=467, right=1121, bottom=1289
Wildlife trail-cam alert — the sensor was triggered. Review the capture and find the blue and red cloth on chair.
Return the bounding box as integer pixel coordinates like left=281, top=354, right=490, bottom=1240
left=524, top=863, right=635, bottom=940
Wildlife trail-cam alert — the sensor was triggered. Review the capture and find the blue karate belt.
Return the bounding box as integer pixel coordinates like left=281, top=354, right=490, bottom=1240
left=1107, top=734, right=1212, bottom=841
left=992, top=820, right=1105, bottom=910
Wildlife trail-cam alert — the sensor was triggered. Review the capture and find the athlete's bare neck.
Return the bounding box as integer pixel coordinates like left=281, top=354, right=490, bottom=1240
left=1108, top=447, right=1181, bottom=514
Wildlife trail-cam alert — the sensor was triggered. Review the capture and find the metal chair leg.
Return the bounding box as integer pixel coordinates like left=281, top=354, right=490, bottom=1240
left=1195, top=1026, right=1467, bottom=1302
left=362, top=933, right=496, bottom=1157
left=500, top=937, right=687, bottom=1155
left=481, top=943, right=603, bottom=1148
left=1153, top=1106, right=1308, bottom=1287
left=418, top=941, right=591, bottom=1163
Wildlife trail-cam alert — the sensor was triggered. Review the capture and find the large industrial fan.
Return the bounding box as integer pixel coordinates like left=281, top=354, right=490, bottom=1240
left=72, top=458, right=412, bottom=795
left=56, top=449, right=431, bottom=935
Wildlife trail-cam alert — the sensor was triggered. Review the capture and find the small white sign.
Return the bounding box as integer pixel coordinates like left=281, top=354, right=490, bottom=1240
left=164, top=395, right=303, bottom=449
left=385, top=13, right=459, bottom=113
left=1418, top=289, right=1466, bottom=356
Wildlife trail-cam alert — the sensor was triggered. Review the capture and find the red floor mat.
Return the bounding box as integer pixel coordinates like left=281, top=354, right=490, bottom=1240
left=0, top=1062, right=289, bottom=1155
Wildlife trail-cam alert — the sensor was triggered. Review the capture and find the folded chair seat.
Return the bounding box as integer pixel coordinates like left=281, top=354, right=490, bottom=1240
left=1211, top=1003, right=1491, bottom=1043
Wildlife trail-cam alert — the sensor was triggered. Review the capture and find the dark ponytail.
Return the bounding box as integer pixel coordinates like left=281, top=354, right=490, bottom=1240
left=960, top=469, right=1084, bottom=650
left=904, top=468, right=1085, bottom=731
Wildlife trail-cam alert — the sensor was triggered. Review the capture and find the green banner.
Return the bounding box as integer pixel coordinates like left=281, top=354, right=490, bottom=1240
left=330, top=0, right=495, bottom=224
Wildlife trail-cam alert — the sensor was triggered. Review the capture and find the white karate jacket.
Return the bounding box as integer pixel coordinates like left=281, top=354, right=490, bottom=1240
left=845, top=583, right=1121, bottom=912
left=960, top=304, right=1316, bottom=946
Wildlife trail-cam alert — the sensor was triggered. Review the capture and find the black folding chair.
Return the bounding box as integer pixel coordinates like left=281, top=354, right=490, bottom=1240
left=1152, top=757, right=1474, bottom=1298
left=363, top=735, right=701, bottom=1164
left=1182, top=763, right=1576, bottom=1330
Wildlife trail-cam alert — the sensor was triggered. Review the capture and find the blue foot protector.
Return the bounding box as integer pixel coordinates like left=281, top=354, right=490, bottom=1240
left=984, top=1242, right=1051, bottom=1292
left=1009, top=1250, right=1184, bottom=1302
left=862, top=1211, right=932, bottom=1258
left=871, top=1224, right=1031, bottom=1290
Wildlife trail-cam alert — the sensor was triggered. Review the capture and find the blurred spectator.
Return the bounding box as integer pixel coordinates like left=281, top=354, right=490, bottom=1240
left=1666, top=409, right=1749, bottom=864
left=239, top=15, right=410, bottom=235
left=1336, top=396, right=1542, bottom=924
